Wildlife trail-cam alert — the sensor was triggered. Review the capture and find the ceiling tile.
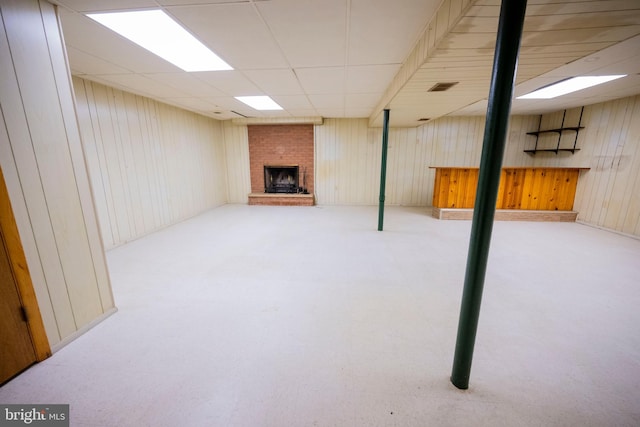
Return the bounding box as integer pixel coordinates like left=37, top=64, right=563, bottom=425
left=295, top=67, right=345, bottom=94
left=243, top=69, right=305, bottom=95
left=346, top=64, right=400, bottom=94
left=345, top=93, right=381, bottom=109
left=205, top=96, right=252, bottom=110
left=66, top=46, right=130, bottom=75
left=345, top=107, right=374, bottom=117
left=285, top=109, right=320, bottom=117
left=143, top=73, right=227, bottom=97
left=256, top=0, right=347, bottom=67
left=166, top=3, right=288, bottom=70
left=160, top=97, right=220, bottom=112
left=57, top=0, right=640, bottom=125
left=96, top=74, right=187, bottom=98
left=271, top=95, right=314, bottom=110
left=308, top=93, right=344, bottom=109
left=51, top=0, right=157, bottom=13
left=347, top=0, right=440, bottom=65
left=77, top=75, right=128, bottom=92
left=158, top=0, right=256, bottom=5
left=259, top=109, right=293, bottom=117
left=195, top=71, right=262, bottom=96
left=316, top=107, right=345, bottom=117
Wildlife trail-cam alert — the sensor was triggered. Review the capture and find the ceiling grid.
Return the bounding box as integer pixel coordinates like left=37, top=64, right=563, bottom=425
left=52, top=0, right=640, bottom=126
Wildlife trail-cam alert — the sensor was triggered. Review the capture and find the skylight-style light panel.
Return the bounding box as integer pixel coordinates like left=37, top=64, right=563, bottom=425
left=235, top=96, right=283, bottom=111
left=87, top=10, right=232, bottom=72
left=517, top=75, right=626, bottom=99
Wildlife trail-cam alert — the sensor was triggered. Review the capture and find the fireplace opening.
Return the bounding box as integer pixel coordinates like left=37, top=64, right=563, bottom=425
left=264, top=165, right=305, bottom=193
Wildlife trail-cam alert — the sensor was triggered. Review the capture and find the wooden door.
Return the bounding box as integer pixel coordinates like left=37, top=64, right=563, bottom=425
left=0, top=224, right=37, bottom=384
left=0, top=166, right=49, bottom=384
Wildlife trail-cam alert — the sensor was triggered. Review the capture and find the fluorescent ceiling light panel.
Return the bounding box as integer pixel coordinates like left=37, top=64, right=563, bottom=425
left=87, top=10, right=232, bottom=72
left=517, top=75, right=626, bottom=99
left=235, top=96, right=283, bottom=111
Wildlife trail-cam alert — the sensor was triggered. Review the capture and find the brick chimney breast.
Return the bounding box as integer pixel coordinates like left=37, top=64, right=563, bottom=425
left=248, top=124, right=315, bottom=205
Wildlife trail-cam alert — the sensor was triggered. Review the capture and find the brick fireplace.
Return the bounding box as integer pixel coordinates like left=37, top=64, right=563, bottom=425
left=248, top=124, right=315, bottom=206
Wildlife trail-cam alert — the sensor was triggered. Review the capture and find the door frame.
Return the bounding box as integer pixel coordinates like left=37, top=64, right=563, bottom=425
left=0, top=167, right=50, bottom=361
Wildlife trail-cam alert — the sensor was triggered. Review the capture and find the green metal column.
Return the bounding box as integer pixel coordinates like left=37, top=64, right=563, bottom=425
left=450, top=0, right=528, bottom=390
left=378, top=109, right=390, bottom=231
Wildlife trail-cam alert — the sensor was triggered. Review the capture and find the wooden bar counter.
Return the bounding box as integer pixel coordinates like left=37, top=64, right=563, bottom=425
left=430, top=167, right=589, bottom=221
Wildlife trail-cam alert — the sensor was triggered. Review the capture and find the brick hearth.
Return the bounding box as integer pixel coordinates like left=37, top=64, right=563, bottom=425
left=248, top=193, right=315, bottom=206
left=247, top=124, right=314, bottom=206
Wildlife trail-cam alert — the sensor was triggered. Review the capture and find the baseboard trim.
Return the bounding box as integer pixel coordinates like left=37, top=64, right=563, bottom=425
left=432, top=207, right=578, bottom=222
left=575, top=220, right=640, bottom=240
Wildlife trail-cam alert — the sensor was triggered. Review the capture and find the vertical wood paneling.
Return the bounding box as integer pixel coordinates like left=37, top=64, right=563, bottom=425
left=74, top=77, right=228, bottom=248
left=74, top=82, right=116, bottom=246
left=315, top=119, right=381, bottom=205
left=569, top=97, right=640, bottom=236
left=605, top=99, right=634, bottom=228
left=431, top=167, right=580, bottom=210
left=43, top=6, right=113, bottom=316
left=0, top=0, right=114, bottom=348
left=7, top=0, right=104, bottom=328
left=617, top=101, right=640, bottom=235
left=222, top=122, right=250, bottom=203
left=0, top=22, right=68, bottom=344
left=505, top=100, right=640, bottom=236
left=501, top=169, right=521, bottom=209
left=316, top=118, right=439, bottom=206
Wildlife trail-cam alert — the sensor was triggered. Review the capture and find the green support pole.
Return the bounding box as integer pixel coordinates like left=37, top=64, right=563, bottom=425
left=450, top=0, right=528, bottom=390
left=378, top=109, right=390, bottom=231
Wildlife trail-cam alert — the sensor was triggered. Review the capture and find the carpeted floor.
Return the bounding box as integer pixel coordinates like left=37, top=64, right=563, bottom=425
left=1, top=205, right=639, bottom=426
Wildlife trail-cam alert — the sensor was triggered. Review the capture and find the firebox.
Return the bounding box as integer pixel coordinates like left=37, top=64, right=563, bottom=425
left=264, top=165, right=299, bottom=193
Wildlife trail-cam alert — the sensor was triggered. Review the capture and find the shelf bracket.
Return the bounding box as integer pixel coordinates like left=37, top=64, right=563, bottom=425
left=572, top=106, right=584, bottom=152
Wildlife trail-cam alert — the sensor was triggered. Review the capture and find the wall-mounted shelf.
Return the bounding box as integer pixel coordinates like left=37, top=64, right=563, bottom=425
left=524, top=148, right=581, bottom=154
left=525, top=107, right=584, bottom=155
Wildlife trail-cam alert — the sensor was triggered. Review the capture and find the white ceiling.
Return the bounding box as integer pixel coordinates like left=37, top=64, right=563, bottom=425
left=52, top=0, right=640, bottom=127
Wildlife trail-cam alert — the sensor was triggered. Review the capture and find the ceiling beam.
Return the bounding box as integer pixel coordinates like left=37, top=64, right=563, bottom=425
left=368, top=0, right=477, bottom=127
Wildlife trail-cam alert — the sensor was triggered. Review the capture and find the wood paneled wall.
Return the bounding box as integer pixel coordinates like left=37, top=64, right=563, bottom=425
left=315, top=119, right=378, bottom=205
left=501, top=100, right=640, bottom=235
left=314, top=116, right=490, bottom=206
left=569, top=98, right=640, bottom=236
left=71, top=82, right=640, bottom=239
left=311, top=99, right=640, bottom=236
left=73, top=77, right=229, bottom=249
left=315, top=118, right=437, bottom=206
left=0, top=0, right=114, bottom=349
left=222, top=122, right=251, bottom=203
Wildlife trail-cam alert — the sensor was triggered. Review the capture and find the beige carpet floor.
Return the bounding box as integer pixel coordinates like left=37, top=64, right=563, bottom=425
left=1, top=205, right=639, bottom=426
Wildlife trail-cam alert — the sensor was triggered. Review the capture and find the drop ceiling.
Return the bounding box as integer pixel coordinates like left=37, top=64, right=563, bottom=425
left=52, top=0, right=640, bottom=127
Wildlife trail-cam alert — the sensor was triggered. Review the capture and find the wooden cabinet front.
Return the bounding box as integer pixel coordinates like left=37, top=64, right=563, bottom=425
left=431, top=167, right=587, bottom=211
